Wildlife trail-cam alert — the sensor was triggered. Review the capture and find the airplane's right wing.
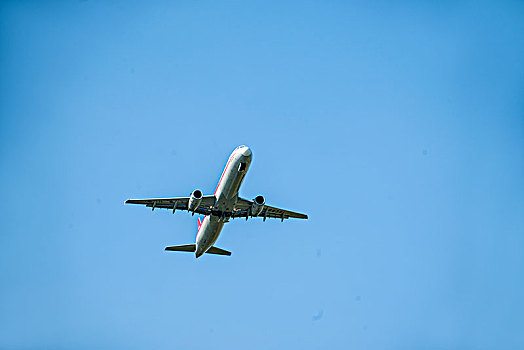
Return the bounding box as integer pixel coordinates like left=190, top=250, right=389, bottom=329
left=232, top=197, right=308, bottom=221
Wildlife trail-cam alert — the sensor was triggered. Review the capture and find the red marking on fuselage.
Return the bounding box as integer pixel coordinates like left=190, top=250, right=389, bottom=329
left=214, top=155, right=234, bottom=195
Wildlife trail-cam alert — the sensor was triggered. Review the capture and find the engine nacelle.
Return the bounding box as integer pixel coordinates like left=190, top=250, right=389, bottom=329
left=251, top=195, right=265, bottom=216
left=188, top=189, right=203, bottom=212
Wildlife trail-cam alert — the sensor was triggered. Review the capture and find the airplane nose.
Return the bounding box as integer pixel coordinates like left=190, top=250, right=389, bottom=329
left=242, top=147, right=252, bottom=157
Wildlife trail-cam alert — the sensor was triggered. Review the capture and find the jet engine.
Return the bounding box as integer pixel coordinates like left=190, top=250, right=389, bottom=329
left=188, top=189, right=203, bottom=212
left=250, top=195, right=265, bottom=216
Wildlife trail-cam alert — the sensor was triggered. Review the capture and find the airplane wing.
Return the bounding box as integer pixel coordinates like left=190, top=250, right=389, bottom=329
left=232, top=197, right=308, bottom=221
left=125, top=195, right=216, bottom=215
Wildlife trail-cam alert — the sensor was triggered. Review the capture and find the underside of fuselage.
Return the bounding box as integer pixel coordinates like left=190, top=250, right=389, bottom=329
left=195, top=145, right=252, bottom=257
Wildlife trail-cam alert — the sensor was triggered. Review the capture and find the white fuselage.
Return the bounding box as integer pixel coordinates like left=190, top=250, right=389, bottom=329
left=195, top=146, right=252, bottom=257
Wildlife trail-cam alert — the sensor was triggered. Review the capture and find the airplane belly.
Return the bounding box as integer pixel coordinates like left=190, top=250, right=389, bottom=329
left=194, top=146, right=252, bottom=257
left=215, top=169, right=247, bottom=211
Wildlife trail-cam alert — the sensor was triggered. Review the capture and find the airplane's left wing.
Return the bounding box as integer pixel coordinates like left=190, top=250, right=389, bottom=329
left=125, top=195, right=215, bottom=215
left=232, top=197, right=308, bottom=221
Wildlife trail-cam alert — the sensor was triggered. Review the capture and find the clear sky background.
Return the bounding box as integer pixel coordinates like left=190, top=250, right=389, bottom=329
left=1, top=1, right=523, bottom=349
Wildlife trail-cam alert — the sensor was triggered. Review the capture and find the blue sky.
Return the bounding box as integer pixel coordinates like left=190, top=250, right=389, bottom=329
left=1, top=1, right=523, bottom=349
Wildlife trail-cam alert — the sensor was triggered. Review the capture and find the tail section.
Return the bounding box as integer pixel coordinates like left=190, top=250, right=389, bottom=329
left=165, top=244, right=231, bottom=257
left=197, top=217, right=203, bottom=231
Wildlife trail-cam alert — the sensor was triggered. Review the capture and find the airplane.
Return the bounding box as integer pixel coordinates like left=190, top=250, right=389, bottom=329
left=125, top=145, right=308, bottom=258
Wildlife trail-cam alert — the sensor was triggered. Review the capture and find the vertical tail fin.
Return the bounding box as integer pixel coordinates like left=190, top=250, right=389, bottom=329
left=197, top=217, right=203, bottom=231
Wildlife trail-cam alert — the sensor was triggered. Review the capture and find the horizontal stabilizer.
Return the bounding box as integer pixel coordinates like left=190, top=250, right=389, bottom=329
left=165, top=244, right=195, bottom=252
left=165, top=244, right=231, bottom=256
left=206, top=246, right=232, bottom=256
